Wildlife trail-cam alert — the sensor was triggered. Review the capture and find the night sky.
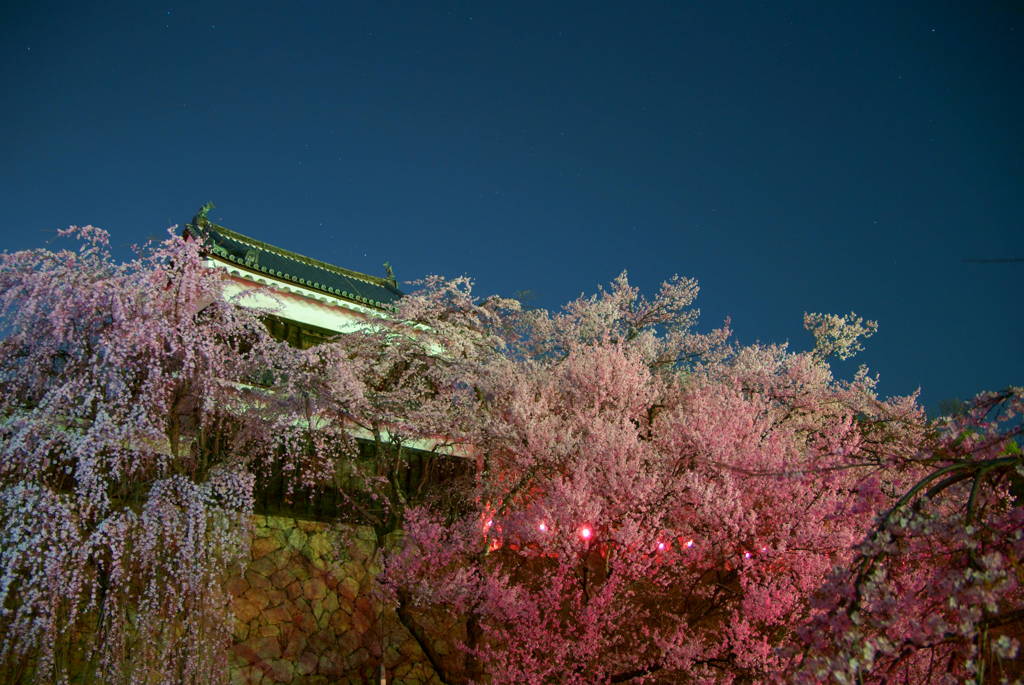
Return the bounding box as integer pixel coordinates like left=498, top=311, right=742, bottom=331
left=2, top=1, right=1021, bottom=415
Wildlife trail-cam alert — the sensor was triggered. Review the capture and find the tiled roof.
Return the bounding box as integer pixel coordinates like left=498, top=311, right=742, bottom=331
left=186, top=212, right=402, bottom=311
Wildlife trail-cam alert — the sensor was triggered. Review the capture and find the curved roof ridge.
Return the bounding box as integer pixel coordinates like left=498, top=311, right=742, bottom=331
left=204, top=221, right=395, bottom=288
left=186, top=212, right=403, bottom=311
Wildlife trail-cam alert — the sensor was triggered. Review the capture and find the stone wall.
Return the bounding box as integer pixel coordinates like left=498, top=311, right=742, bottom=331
left=227, top=516, right=449, bottom=685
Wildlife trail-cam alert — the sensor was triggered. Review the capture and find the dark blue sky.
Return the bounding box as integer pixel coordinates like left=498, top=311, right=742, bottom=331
left=2, top=1, right=1021, bottom=414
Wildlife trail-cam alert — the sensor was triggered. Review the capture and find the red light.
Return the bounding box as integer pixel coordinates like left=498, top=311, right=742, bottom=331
left=657, top=542, right=666, bottom=551
left=538, top=522, right=548, bottom=532
left=579, top=526, right=592, bottom=540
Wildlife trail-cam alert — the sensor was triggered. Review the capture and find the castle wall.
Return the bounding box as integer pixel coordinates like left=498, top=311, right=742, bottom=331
left=227, top=516, right=450, bottom=685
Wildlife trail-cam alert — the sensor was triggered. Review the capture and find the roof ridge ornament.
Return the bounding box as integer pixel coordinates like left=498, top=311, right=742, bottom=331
left=184, top=201, right=216, bottom=241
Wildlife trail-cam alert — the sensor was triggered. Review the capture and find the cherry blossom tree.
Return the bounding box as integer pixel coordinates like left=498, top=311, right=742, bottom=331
left=4, top=226, right=1018, bottom=685
left=794, top=387, right=1023, bottom=684
left=0, top=226, right=513, bottom=684
left=0, top=227, right=359, bottom=684
left=381, top=272, right=934, bottom=684
left=304, top=275, right=519, bottom=535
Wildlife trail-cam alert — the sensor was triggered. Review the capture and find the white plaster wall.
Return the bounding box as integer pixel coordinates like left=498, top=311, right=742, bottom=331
left=209, top=259, right=387, bottom=334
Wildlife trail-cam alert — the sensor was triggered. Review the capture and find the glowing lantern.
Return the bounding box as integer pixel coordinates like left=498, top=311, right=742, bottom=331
left=685, top=539, right=694, bottom=548
left=657, top=541, right=666, bottom=551
left=579, top=526, right=592, bottom=540
left=538, top=522, right=548, bottom=532
left=743, top=551, right=752, bottom=559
